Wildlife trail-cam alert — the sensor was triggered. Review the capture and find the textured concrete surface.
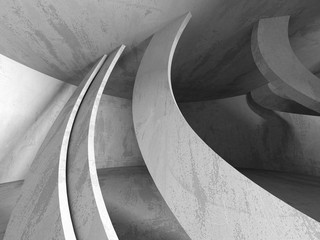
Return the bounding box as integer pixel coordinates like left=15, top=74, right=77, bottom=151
left=95, top=94, right=144, bottom=169
left=252, top=16, right=320, bottom=113
left=0, top=180, right=23, bottom=240
left=3, top=168, right=318, bottom=239
left=59, top=56, right=107, bottom=240
left=240, top=169, right=320, bottom=222
left=0, top=166, right=191, bottom=240
left=0, top=52, right=143, bottom=184
left=98, top=166, right=190, bottom=240
left=3, top=56, right=106, bottom=240
left=179, top=95, right=320, bottom=177
left=132, top=13, right=320, bottom=239
left=0, top=53, right=75, bottom=183
left=250, top=84, right=320, bottom=115
left=1, top=1, right=320, bottom=101
left=67, top=47, right=124, bottom=240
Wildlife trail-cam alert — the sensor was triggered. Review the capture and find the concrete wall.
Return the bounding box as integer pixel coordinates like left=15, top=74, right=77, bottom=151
left=95, top=95, right=144, bottom=169
left=0, top=54, right=143, bottom=184
left=179, top=95, right=320, bottom=176
left=0, top=54, right=75, bottom=183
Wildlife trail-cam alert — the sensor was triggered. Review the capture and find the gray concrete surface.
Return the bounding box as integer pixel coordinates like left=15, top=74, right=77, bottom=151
left=179, top=95, right=320, bottom=177
left=240, top=169, right=320, bottom=222
left=1, top=1, right=320, bottom=101
left=67, top=47, right=124, bottom=240
left=252, top=16, right=320, bottom=113
left=132, top=13, right=320, bottom=239
left=0, top=180, right=23, bottom=240
left=250, top=84, right=320, bottom=115
left=98, top=166, right=190, bottom=240
left=0, top=166, right=191, bottom=240
left=3, top=56, right=106, bottom=240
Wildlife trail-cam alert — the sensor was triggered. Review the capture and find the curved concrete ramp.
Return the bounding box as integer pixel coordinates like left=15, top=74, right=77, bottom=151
left=67, top=46, right=124, bottom=240
left=4, top=56, right=106, bottom=240
left=251, top=84, right=320, bottom=115
left=132, top=13, right=320, bottom=239
left=251, top=16, right=320, bottom=113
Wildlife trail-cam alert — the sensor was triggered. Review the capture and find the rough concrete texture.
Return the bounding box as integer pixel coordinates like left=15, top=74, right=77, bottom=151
left=0, top=52, right=143, bottom=184
left=0, top=180, right=23, bottom=240
left=250, top=84, right=320, bottom=116
left=251, top=16, right=320, bottom=113
left=1, top=1, right=320, bottom=101
left=3, top=57, right=106, bottom=240
left=0, top=166, right=191, bottom=240
left=95, top=95, right=144, bottom=169
left=132, top=13, right=320, bottom=239
left=0, top=53, right=76, bottom=184
left=67, top=47, right=124, bottom=240
left=179, top=95, right=320, bottom=177
left=98, top=166, right=190, bottom=240
left=240, top=169, right=320, bottom=222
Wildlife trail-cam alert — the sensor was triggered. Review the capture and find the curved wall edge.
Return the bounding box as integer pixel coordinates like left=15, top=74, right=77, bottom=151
left=250, top=83, right=320, bottom=116
left=251, top=16, right=320, bottom=113
left=3, top=55, right=106, bottom=240
left=59, top=55, right=107, bottom=239
left=88, top=46, right=125, bottom=239
left=67, top=47, right=125, bottom=239
left=133, top=12, right=320, bottom=240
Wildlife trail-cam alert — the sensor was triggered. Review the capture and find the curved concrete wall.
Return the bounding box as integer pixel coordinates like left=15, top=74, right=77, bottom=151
left=179, top=95, right=320, bottom=177
left=67, top=47, right=124, bottom=240
left=250, top=84, right=320, bottom=116
left=3, top=56, right=106, bottom=240
left=132, top=13, right=320, bottom=239
left=0, top=52, right=143, bottom=184
left=251, top=16, right=320, bottom=112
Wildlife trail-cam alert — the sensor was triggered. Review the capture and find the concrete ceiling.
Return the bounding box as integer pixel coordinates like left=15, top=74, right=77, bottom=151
left=1, top=0, right=320, bottom=101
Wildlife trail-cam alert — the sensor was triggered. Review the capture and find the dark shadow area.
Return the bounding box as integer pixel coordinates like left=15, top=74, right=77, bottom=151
left=178, top=94, right=296, bottom=172
left=178, top=93, right=320, bottom=222
left=97, top=166, right=190, bottom=240
left=251, top=84, right=320, bottom=116
left=239, top=168, right=320, bottom=222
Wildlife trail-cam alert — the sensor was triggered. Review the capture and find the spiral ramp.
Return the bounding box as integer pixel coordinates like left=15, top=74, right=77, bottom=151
left=0, top=13, right=319, bottom=240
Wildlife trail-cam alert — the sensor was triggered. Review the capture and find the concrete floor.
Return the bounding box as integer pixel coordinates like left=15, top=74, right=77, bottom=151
left=1, top=167, right=319, bottom=239
left=98, top=166, right=190, bottom=240
left=0, top=167, right=189, bottom=240
left=0, top=180, right=23, bottom=240
left=240, top=169, right=320, bottom=222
